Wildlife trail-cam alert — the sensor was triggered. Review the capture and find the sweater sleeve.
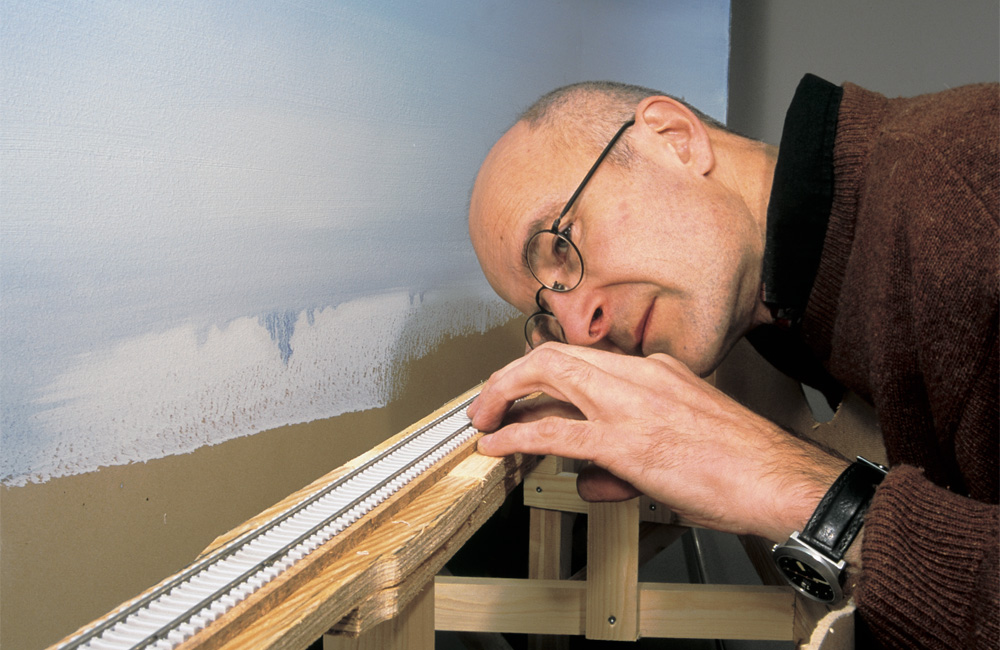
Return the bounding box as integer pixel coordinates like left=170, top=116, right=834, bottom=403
left=856, top=465, right=999, bottom=649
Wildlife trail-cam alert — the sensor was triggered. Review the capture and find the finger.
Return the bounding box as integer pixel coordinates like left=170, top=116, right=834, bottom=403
left=469, top=346, right=581, bottom=430
left=471, top=344, right=697, bottom=433
left=471, top=344, right=635, bottom=430
left=476, top=417, right=597, bottom=460
left=503, top=396, right=584, bottom=425
left=576, top=464, right=643, bottom=502
left=523, top=345, right=693, bottom=403
left=468, top=348, right=559, bottom=423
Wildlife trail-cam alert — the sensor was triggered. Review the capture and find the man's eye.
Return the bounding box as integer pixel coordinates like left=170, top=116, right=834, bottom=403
left=552, top=235, right=570, bottom=262
left=550, top=224, right=574, bottom=261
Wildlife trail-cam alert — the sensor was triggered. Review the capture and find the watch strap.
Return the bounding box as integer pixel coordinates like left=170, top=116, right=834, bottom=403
left=799, top=457, right=887, bottom=560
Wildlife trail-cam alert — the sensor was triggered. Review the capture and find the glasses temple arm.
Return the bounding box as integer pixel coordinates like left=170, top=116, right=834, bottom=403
left=554, top=118, right=636, bottom=228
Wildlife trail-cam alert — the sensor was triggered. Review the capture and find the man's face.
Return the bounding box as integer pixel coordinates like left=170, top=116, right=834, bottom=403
left=469, top=117, right=764, bottom=376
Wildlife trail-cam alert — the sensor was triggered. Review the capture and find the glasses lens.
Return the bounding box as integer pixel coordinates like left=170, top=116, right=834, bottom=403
left=526, top=230, right=583, bottom=292
left=524, top=312, right=566, bottom=348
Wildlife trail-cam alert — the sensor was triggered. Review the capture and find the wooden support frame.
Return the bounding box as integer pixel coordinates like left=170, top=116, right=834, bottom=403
left=431, top=457, right=828, bottom=648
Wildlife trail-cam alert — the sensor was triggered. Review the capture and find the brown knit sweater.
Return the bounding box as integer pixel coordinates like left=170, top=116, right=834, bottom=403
left=802, top=82, right=999, bottom=648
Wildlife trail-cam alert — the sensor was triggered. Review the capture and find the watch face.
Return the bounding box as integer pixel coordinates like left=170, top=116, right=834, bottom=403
left=776, top=555, right=837, bottom=602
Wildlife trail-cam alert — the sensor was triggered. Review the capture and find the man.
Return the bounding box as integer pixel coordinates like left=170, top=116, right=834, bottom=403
left=466, top=76, right=997, bottom=649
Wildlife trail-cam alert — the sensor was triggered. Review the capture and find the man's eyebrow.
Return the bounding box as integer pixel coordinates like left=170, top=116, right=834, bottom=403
left=519, top=200, right=563, bottom=271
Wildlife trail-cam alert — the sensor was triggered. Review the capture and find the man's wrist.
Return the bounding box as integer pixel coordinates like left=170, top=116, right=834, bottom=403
left=763, top=440, right=850, bottom=543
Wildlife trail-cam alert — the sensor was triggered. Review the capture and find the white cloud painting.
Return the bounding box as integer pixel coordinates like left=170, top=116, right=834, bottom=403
left=1, top=0, right=730, bottom=485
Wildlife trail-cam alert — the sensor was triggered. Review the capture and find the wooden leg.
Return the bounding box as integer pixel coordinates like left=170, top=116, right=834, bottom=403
left=527, top=507, right=574, bottom=650
left=585, top=498, right=639, bottom=641
left=325, top=580, right=435, bottom=650
left=529, top=507, right=574, bottom=581
left=526, top=457, right=576, bottom=584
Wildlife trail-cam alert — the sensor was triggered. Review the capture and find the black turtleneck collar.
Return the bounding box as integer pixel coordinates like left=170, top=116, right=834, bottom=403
left=761, top=73, right=844, bottom=326
left=747, top=74, right=845, bottom=408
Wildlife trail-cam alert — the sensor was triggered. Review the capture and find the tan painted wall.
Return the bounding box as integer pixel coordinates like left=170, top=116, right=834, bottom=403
left=1, top=319, right=524, bottom=650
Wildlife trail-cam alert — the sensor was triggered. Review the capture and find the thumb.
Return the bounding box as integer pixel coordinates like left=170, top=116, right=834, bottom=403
left=576, top=464, right=642, bottom=502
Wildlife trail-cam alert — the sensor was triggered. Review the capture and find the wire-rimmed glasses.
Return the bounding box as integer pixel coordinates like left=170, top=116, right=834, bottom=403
left=524, top=119, right=635, bottom=348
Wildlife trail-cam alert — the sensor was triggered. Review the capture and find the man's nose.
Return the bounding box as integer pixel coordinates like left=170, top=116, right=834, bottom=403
left=543, top=289, right=610, bottom=346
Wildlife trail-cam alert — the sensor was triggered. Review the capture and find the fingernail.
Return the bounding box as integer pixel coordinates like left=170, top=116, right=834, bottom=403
left=476, top=435, right=493, bottom=455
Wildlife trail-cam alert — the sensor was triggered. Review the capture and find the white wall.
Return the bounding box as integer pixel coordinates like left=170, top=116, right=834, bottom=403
left=1, top=0, right=731, bottom=486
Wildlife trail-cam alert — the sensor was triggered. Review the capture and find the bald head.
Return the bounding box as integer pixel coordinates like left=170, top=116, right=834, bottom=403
left=518, top=81, right=728, bottom=161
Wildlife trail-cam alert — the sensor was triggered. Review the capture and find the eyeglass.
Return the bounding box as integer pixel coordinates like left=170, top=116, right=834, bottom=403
left=524, top=119, right=635, bottom=349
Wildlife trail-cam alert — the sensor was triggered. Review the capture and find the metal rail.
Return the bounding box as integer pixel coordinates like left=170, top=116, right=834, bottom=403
left=58, top=395, right=478, bottom=650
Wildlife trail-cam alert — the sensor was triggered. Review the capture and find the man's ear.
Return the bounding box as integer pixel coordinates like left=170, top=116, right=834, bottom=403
left=634, top=96, right=714, bottom=176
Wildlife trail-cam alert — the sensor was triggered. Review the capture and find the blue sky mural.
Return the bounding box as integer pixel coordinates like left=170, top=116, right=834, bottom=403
left=1, top=0, right=730, bottom=485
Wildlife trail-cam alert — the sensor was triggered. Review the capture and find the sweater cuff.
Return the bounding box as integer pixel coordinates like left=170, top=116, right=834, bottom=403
left=856, top=464, right=999, bottom=649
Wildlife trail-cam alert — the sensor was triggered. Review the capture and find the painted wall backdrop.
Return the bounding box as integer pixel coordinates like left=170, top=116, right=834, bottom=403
left=2, top=0, right=730, bottom=487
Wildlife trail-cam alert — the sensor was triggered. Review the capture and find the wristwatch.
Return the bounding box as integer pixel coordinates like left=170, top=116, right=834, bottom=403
left=772, top=456, right=888, bottom=603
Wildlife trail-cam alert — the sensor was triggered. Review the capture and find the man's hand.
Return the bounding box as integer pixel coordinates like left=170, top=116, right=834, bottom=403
left=468, top=343, right=848, bottom=543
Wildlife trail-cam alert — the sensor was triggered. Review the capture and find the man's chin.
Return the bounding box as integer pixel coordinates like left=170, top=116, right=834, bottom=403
left=680, top=352, right=729, bottom=379
left=689, top=352, right=729, bottom=378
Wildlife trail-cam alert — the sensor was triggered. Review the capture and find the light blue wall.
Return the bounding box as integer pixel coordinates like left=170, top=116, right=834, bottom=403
left=1, top=0, right=730, bottom=485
